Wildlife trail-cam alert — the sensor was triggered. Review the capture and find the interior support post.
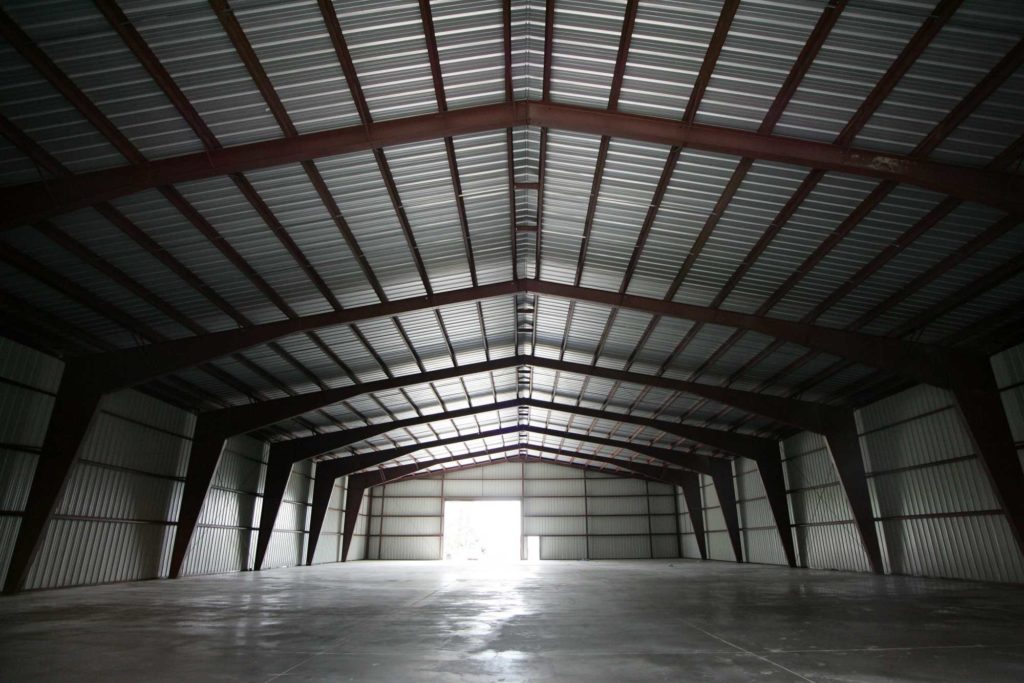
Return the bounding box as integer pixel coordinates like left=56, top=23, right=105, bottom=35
left=253, top=454, right=295, bottom=571
left=754, top=452, right=797, bottom=568
left=3, top=362, right=103, bottom=594
left=169, top=432, right=228, bottom=578
left=305, top=463, right=341, bottom=566
left=340, top=478, right=367, bottom=562
left=950, top=356, right=1024, bottom=557
left=823, top=412, right=884, bottom=574
left=676, top=471, right=708, bottom=560
left=710, top=460, right=743, bottom=563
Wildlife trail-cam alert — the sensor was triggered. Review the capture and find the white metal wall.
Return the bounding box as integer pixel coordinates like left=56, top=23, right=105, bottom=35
left=307, top=473, right=369, bottom=566
left=365, top=460, right=680, bottom=560
left=0, top=337, right=346, bottom=589
left=774, top=343, right=1024, bottom=582
left=3, top=335, right=1023, bottom=585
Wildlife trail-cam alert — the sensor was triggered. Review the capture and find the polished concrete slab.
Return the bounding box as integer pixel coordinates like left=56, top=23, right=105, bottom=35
left=1, top=559, right=1022, bottom=682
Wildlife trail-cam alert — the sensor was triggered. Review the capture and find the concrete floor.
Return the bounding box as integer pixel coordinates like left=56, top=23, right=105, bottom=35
left=1, top=560, right=1023, bottom=682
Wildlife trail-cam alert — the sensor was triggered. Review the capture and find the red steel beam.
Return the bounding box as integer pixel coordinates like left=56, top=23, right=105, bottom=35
left=269, top=402, right=717, bottom=475
left=307, top=446, right=700, bottom=565
left=3, top=100, right=1020, bottom=231
left=43, top=279, right=979, bottom=401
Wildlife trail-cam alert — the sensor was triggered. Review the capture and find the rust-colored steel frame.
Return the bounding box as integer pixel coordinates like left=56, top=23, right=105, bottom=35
left=32, top=281, right=980, bottom=395
left=11, top=264, right=987, bottom=588
left=3, top=100, right=1021, bottom=230
left=252, top=420, right=722, bottom=570
left=307, top=445, right=694, bottom=565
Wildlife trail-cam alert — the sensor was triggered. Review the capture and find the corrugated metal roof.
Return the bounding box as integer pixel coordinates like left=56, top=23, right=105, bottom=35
left=1, top=0, right=1022, bottom=469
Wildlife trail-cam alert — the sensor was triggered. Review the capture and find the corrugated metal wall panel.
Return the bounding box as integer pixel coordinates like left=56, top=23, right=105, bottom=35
left=706, top=531, right=734, bottom=562
left=652, top=535, right=679, bottom=559
left=649, top=516, right=677, bottom=535
left=790, top=485, right=854, bottom=525
left=380, top=479, right=444, bottom=496
left=181, top=527, right=252, bottom=577
left=524, top=462, right=577, bottom=478
left=587, top=496, right=647, bottom=515
left=590, top=536, right=652, bottom=559
left=799, top=523, right=871, bottom=573
left=382, top=497, right=443, bottom=516
left=524, top=496, right=586, bottom=516
left=743, top=529, right=787, bottom=567
left=0, top=517, right=20, bottom=587
left=680, top=534, right=701, bottom=559
left=523, top=478, right=585, bottom=497
left=871, top=459, right=998, bottom=517
left=523, top=517, right=586, bottom=535
left=367, top=461, right=680, bottom=561
left=262, top=530, right=305, bottom=570
left=649, top=496, right=676, bottom=515
left=880, top=515, right=1024, bottom=584
left=382, top=516, right=443, bottom=536
left=379, top=536, right=441, bottom=561
left=589, top=516, right=648, bottom=535
left=0, top=448, right=36, bottom=511
left=312, top=534, right=340, bottom=566
left=0, top=382, right=54, bottom=448
left=738, top=497, right=775, bottom=531
left=541, top=536, right=587, bottom=560
left=26, top=519, right=173, bottom=589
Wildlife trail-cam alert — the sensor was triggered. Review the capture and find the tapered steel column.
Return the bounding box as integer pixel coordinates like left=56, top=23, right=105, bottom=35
left=676, top=471, right=708, bottom=560
left=823, top=412, right=884, bottom=573
left=950, top=356, right=1024, bottom=558
left=252, top=454, right=294, bottom=571
left=169, top=431, right=229, bottom=577
left=755, top=454, right=797, bottom=567
left=305, top=462, right=341, bottom=566
left=341, top=479, right=367, bottom=562
left=710, top=460, right=743, bottom=563
left=3, top=363, right=103, bottom=594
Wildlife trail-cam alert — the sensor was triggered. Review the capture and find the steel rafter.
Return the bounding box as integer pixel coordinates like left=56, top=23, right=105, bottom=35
left=310, top=446, right=689, bottom=564
left=42, top=280, right=986, bottom=398
left=251, top=420, right=723, bottom=570
left=4, top=100, right=1021, bottom=230
left=668, top=16, right=1022, bottom=424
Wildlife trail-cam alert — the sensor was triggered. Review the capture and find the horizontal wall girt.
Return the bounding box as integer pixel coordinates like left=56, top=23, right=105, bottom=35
left=3, top=100, right=1020, bottom=230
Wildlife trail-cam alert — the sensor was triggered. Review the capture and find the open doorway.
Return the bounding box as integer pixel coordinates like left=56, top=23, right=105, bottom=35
left=443, top=500, right=521, bottom=561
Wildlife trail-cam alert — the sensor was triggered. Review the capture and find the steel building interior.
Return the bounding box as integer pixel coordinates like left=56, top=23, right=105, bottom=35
left=0, top=0, right=1023, bottom=681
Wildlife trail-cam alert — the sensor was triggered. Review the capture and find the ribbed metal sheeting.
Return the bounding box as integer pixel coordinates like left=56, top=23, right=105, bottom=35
left=1, top=0, right=203, bottom=170
left=256, top=459, right=313, bottom=571
left=0, top=0, right=1022, bottom=416
left=0, top=337, right=321, bottom=588
left=734, top=456, right=787, bottom=566
left=616, top=0, right=722, bottom=118
left=364, top=459, right=679, bottom=560
left=698, top=0, right=821, bottom=132
left=0, top=337, right=62, bottom=587
left=624, top=148, right=742, bottom=300
left=182, top=435, right=266, bottom=577
left=782, top=430, right=871, bottom=573
left=24, top=389, right=192, bottom=590
left=698, top=473, right=732, bottom=562
left=859, top=379, right=1024, bottom=583
left=774, top=345, right=1024, bottom=582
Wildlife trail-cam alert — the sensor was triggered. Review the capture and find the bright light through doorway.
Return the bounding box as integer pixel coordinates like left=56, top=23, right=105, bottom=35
left=443, top=500, right=521, bottom=562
